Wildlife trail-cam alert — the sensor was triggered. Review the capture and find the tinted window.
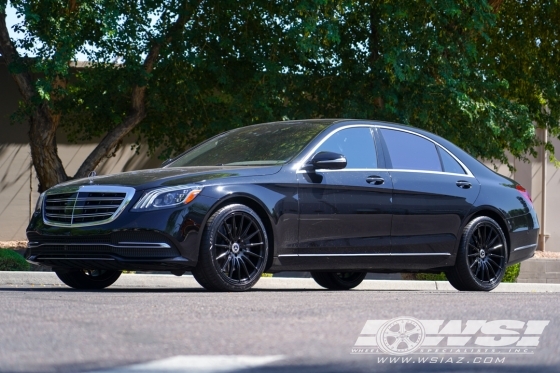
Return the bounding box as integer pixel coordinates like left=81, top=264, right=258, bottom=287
left=315, top=127, right=377, bottom=169
left=438, top=147, right=466, bottom=174
left=380, top=129, right=442, bottom=172
left=169, top=121, right=332, bottom=167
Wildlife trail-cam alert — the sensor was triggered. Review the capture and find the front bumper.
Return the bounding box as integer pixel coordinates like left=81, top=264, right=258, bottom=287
left=25, top=230, right=195, bottom=271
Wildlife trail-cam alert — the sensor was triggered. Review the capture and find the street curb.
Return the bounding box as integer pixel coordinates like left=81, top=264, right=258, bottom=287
left=1, top=271, right=560, bottom=292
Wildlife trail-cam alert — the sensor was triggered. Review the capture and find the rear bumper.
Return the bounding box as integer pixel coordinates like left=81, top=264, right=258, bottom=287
left=508, top=228, right=539, bottom=265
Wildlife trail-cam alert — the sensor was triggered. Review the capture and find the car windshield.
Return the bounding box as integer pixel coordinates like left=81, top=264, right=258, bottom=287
left=167, top=121, right=333, bottom=167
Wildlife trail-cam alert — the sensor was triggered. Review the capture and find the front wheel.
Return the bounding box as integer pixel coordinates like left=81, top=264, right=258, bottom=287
left=192, top=204, right=269, bottom=292
left=311, top=271, right=367, bottom=290
left=446, top=216, right=508, bottom=291
left=55, top=269, right=122, bottom=289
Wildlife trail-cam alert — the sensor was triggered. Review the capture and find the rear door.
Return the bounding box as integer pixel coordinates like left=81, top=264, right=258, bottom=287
left=377, top=128, right=480, bottom=266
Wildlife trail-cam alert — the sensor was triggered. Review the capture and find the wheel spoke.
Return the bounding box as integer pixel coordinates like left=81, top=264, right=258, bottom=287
left=487, top=257, right=502, bottom=271
left=217, top=230, right=231, bottom=244
left=224, top=219, right=235, bottom=241
left=484, top=261, right=491, bottom=282
left=239, top=257, right=250, bottom=279
left=232, top=214, right=237, bottom=239
left=245, top=229, right=260, bottom=241
left=240, top=221, right=253, bottom=239
left=486, top=232, right=499, bottom=248
left=468, top=252, right=479, bottom=257
left=216, top=251, right=229, bottom=260
left=489, top=244, right=503, bottom=251
left=244, top=250, right=263, bottom=259
left=214, top=243, right=229, bottom=248
left=228, top=257, right=235, bottom=278
left=221, top=255, right=232, bottom=272
left=236, top=258, right=241, bottom=281
left=470, top=258, right=479, bottom=269
left=245, top=242, right=263, bottom=247
left=486, top=261, right=497, bottom=278
left=237, top=215, right=244, bottom=239
left=241, top=255, right=257, bottom=270
left=468, top=243, right=480, bottom=252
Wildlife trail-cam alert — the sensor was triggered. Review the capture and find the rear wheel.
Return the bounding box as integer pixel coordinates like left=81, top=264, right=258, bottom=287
left=311, top=271, right=367, bottom=290
left=55, top=269, right=121, bottom=289
left=192, top=204, right=269, bottom=292
left=446, top=216, right=508, bottom=291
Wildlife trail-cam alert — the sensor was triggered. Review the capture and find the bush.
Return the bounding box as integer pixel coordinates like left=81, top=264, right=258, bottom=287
left=0, top=249, right=30, bottom=271
left=404, top=263, right=521, bottom=283
left=502, top=263, right=520, bottom=283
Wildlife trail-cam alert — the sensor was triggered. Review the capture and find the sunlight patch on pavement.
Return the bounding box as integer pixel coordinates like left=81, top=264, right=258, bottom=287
left=93, top=355, right=284, bottom=373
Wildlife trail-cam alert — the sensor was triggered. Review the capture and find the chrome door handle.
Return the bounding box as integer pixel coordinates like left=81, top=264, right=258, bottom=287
left=456, top=180, right=472, bottom=189
left=366, top=176, right=385, bottom=185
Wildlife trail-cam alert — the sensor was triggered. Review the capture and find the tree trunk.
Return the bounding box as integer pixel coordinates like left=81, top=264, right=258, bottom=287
left=0, top=5, right=68, bottom=191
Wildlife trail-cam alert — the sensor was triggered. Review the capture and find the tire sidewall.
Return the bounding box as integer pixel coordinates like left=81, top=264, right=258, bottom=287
left=203, top=204, right=269, bottom=291
left=458, top=216, right=508, bottom=291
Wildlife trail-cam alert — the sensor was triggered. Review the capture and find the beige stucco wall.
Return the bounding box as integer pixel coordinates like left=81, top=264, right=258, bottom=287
left=1, top=65, right=559, bottom=249
left=0, top=64, right=160, bottom=241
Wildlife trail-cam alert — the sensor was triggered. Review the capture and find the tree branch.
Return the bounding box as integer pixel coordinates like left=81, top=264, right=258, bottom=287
left=0, top=5, right=35, bottom=100
left=75, top=1, right=199, bottom=178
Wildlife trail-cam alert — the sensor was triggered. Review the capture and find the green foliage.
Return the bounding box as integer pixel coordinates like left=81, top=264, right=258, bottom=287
left=0, top=249, right=30, bottom=271
left=502, top=263, right=521, bottom=283
left=5, top=0, right=560, bottom=163
left=415, top=272, right=448, bottom=281
left=410, top=263, right=520, bottom=283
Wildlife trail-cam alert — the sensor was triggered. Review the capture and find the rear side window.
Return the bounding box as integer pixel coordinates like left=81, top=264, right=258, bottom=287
left=438, top=147, right=466, bottom=174
left=380, top=129, right=442, bottom=172
left=316, top=127, right=377, bottom=169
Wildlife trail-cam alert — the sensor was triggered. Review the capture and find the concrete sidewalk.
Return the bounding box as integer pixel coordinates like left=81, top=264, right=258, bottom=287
left=1, top=271, right=560, bottom=292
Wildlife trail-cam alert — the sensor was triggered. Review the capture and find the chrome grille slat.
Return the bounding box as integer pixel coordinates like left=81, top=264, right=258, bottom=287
left=44, top=205, right=121, bottom=210
left=43, top=186, right=135, bottom=228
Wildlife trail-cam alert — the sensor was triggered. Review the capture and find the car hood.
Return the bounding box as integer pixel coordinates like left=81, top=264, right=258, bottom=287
left=50, top=165, right=283, bottom=191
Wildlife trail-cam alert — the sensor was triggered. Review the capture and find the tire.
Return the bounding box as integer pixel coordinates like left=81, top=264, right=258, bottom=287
left=192, top=204, right=269, bottom=292
left=446, top=216, right=508, bottom=291
left=311, top=271, right=367, bottom=290
left=55, top=269, right=121, bottom=290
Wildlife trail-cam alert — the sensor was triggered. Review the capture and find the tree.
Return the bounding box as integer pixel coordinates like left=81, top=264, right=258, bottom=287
left=0, top=0, right=558, bottom=191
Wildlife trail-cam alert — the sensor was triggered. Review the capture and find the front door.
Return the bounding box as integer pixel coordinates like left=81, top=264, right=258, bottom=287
left=297, top=126, right=393, bottom=269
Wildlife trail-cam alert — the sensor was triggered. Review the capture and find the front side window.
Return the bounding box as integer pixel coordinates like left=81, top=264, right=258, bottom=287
left=380, top=129, right=442, bottom=172
left=314, top=127, right=377, bottom=169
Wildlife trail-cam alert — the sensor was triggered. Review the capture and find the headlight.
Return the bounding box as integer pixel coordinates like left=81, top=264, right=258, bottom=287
left=35, top=192, right=46, bottom=213
left=132, top=185, right=203, bottom=211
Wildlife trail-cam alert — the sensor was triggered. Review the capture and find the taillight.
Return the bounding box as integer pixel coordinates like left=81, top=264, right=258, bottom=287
left=516, top=184, right=533, bottom=205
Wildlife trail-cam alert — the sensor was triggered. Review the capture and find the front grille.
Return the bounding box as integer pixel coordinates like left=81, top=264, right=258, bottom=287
left=43, top=186, right=135, bottom=227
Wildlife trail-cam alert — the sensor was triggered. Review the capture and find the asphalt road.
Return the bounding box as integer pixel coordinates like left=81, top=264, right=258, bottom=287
left=0, top=281, right=559, bottom=373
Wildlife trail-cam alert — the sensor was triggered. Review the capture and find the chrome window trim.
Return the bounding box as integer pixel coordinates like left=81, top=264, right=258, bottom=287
left=513, top=243, right=537, bottom=252
left=28, top=242, right=171, bottom=249
left=43, top=185, right=136, bottom=228
left=278, top=253, right=451, bottom=257
left=294, top=124, right=474, bottom=177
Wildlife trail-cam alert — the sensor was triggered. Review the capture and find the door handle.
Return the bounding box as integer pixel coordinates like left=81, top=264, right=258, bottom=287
left=366, top=175, right=385, bottom=185
left=456, top=180, right=472, bottom=189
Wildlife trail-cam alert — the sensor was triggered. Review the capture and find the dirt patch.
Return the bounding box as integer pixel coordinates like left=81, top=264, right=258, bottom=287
left=0, top=241, right=28, bottom=250
left=533, top=250, right=560, bottom=259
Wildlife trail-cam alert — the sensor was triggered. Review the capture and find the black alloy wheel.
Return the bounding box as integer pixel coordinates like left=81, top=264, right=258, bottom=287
left=446, top=216, right=508, bottom=291
left=192, top=204, right=268, bottom=292
left=311, top=271, right=367, bottom=290
left=55, top=269, right=122, bottom=289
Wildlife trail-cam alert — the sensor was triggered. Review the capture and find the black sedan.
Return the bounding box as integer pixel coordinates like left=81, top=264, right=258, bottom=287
left=26, top=119, right=539, bottom=292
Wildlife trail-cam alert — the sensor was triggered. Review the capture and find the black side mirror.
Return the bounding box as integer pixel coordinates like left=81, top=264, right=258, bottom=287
left=161, top=158, right=173, bottom=167
left=305, top=151, right=347, bottom=171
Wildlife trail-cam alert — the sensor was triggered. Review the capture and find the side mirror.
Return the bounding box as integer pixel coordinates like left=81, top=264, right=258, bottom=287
left=161, top=158, right=173, bottom=167
left=305, top=151, right=347, bottom=171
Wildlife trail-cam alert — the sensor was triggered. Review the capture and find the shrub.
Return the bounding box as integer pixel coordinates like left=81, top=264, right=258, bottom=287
left=0, top=249, right=30, bottom=271
left=404, top=263, right=521, bottom=283
left=502, top=263, right=520, bottom=283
